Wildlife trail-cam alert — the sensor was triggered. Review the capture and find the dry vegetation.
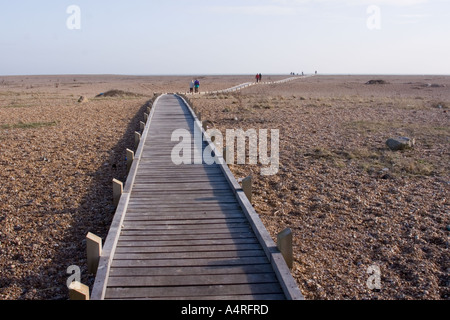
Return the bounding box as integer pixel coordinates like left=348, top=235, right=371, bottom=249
left=0, top=74, right=448, bottom=300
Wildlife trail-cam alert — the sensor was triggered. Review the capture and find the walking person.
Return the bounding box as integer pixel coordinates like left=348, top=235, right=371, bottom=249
left=194, top=79, right=200, bottom=93
left=189, top=80, right=194, bottom=94
left=259, top=73, right=262, bottom=83
left=255, top=74, right=260, bottom=83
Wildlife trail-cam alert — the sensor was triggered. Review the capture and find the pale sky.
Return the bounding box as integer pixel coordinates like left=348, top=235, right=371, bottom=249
left=0, top=0, right=449, bottom=75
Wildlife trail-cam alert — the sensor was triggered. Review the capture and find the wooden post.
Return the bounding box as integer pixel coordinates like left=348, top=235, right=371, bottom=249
left=202, top=120, right=208, bottom=131
left=147, top=107, right=151, bottom=114
left=223, top=147, right=230, bottom=164
left=277, top=228, right=293, bottom=269
left=198, top=111, right=202, bottom=121
left=134, top=131, right=141, bottom=150
left=126, top=149, right=134, bottom=173
left=140, top=121, right=146, bottom=131
left=113, top=178, right=123, bottom=207
left=86, top=232, right=102, bottom=275
left=242, top=176, right=252, bottom=203
left=144, top=113, right=148, bottom=122
left=69, top=282, right=90, bottom=300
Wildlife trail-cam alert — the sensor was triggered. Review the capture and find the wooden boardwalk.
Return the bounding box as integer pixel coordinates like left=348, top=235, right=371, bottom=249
left=91, top=94, right=303, bottom=300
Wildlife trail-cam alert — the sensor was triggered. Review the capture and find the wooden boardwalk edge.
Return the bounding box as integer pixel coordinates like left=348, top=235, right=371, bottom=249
left=177, top=94, right=304, bottom=300
left=91, top=95, right=162, bottom=300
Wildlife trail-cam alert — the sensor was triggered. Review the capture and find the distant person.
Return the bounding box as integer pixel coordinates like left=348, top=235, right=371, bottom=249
left=255, top=74, right=259, bottom=83
left=259, top=73, right=262, bottom=82
left=194, top=79, right=200, bottom=93
left=315, top=70, right=317, bottom=75
left=189, top=80, right=194, bottom=93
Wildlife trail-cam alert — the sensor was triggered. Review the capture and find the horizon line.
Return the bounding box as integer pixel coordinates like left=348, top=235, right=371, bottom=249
left=1, top=73, right=450, bottom=77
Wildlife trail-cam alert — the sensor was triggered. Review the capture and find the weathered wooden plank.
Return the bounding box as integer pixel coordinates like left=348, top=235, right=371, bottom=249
left=121, top=222, right=250, bottom=231
left=111, top=256, right=270, bottom=268
left=116, top=238, right=260, bottom=248
left=131, top=183, right=232, bottom=190
left=124, top=214, right=244, bottom=220
left=122, top=218, right=248, bottom=225
left=128, top=199, right=239, bottom=205
left=109, top=264, right=275, bottom=278
left=104, top=283, right=283, bottom=300
left=112, top=264, right=272, bottom=275
left=129, top=188, right=233, bottom=194
left=133, top=176, right=227, bottom=182
left=107, top=273, right=279, bottom=288
left=125, top=205, right=243, bottom=213
left=113, top=243, right=263, bottom=254
left=124, top=217, right=246, bottom=223
left=136, top=164, right=218, bottom=168
left=132, top=179, right=230, bottom=185
left=118, top=232, right=255, bottom=241
left=127, top=196, right=238, bottom=203
left=117, top=231, right=256, bottom=242
left=121, top=293, right=286, bottom=301
left=127, top=199, right=240, bottom=205
left=126, top=198, right=236, bottom=205
left=123, top=214, right=246, bottom=221
left=126, top=201, right=239, bottom=208
left=120, top=226, right=252, bottom=235
left=113, top=249, right=266, bottom=261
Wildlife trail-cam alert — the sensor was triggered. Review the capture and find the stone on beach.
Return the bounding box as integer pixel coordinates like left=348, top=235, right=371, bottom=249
left=386, top=137, right=415, bottom=151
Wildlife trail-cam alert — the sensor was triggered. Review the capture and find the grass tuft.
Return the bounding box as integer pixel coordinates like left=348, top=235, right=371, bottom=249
left=0, top=121, right=58, bottom=130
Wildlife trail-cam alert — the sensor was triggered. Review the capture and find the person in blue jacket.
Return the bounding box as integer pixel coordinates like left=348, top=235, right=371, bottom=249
left=194, top=79, right=200, bottom=93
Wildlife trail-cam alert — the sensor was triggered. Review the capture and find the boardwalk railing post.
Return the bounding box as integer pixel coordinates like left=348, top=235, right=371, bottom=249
left=135, top=131, right=141, bottom=150
left=69, top=282, right=90, bottom=300
left=140, top=121, right=146, bottom=132
left=86, top=232, right=102, bottom=275
left=112, top=178, right=123, bottom=207
left=144, top=113, right=149, bottom=123
left=126, top=149, right=134, bottom=173
left=242, top=176, right=252, bottom=203
left=198, top=111, right=202, bottom=121
left=222, top=147, right=229, bottom=163
left=277, top=228, right=293, bottom=269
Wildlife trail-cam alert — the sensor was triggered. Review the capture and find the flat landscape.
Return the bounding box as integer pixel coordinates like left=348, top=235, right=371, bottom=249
left=0, top=74, right=448, bottom=300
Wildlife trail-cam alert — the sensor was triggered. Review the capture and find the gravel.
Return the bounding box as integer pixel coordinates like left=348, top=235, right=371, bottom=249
left=0, top=74, right=448, bottom=300
left=189, top=75, right=450, bottom=300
